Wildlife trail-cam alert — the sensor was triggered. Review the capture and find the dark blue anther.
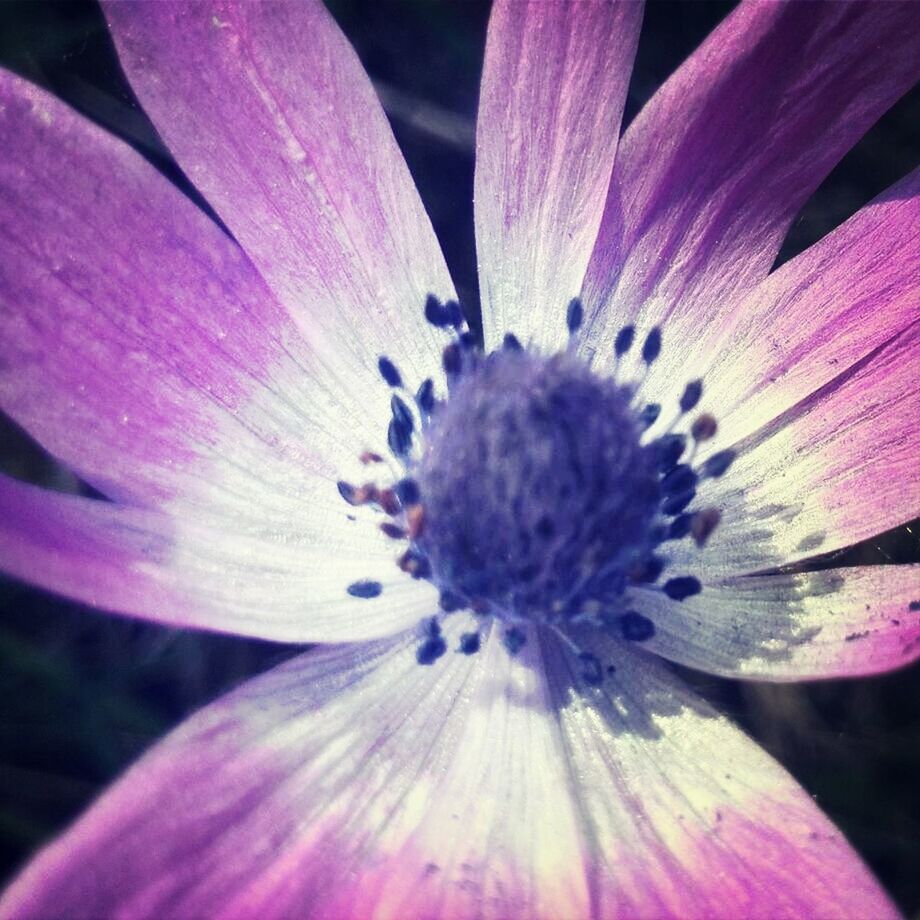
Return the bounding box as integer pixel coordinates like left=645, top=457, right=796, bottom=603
left=424, top=294, right=452, bottom=328
left=443, top=343, right=462, bottom=376
left=615, top=325, right=635, bottom=357
left=337, top=480, right=358, bottom=505
left=460, top=331, right=478, bottom=350
left=347, top=580, right=383, bottom=599
left=638, top=403, right=661, bottom=429
left=578, top=652, right=604, bottom=686
left=388, top=416, right=412, bottom=458
left=633, top=555, right=664, bottom=583
left=656, top=433, right=686, bottom=472
left=668, top=513, right=694, bottom=540
left=679, top=379, right=703, bottom=413
left=395, top=478, right=420, bottom=506
left=459, top=632, right=481, bottom=655
left=662, top=490, right=695, bottom=516
left=642, top=327, right=662, bottom=364
left=416, top=378, right=435, bottom=415
left=702, top=449, right=737, bottom=478
left=663, top=576, right=702, bottom=600
left=380, top=522, right=406, bottom=540
left=503, top=627, right=526, bottom=655
left=417, top=635, right=447, bottom=665
left=377, top=356, right=402, bottom=388
left=566, top=297, right=584, bottom=334
left=439, top=590, right=465, bottom=613
left=421, top=615, right=442, bottom=638
left=391, top=394, right=414, bottom=434
left=662, top=464, right=698, bottom=495
left=619, top=611, right=656, bottom=642
left=503, top=333, right=523, bottom=352
left=445, top=299, right=464, bottom=328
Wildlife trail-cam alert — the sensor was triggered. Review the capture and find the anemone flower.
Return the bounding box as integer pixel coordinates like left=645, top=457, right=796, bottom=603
left=0, top=0, right=918, bottom=917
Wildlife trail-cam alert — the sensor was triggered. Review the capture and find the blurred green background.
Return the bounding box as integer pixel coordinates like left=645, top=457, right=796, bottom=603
left=0, top=0, right=918, bottom=914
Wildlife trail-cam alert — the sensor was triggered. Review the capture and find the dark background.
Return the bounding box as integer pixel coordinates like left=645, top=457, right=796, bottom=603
left=0, top=0, right=918, bottom=913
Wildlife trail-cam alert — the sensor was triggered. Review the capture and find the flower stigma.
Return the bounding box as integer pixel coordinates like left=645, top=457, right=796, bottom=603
left=339, top=296, right=736, bottom=684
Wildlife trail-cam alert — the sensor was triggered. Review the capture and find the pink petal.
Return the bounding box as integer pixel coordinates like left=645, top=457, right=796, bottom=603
left=581, top=0, right=920, bottom=365
left=0, top=473, right=437, bottom=643
left=649, top=167, right=920, bottom=447
left=674, top=324, right=918, bottom=576
left=104, top=0, right=456, bottom=399
left=1, top=623, right=897, bottom=919
left=549, top=633, right=898, bottom=919
left=628, top=565, right=920, bottom=680
left=706, top=168, right=919, bottom=448
left=0, top=69, right=391, bottom=520
left=474, top=0, right=642, bottom=352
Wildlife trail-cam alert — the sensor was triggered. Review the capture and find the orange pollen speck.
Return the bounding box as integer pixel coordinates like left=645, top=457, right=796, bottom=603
left=406, top=503, right=426, bottom=540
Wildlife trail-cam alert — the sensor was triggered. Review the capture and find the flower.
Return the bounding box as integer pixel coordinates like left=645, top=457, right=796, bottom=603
left=0, top=0, right=918, bottom=916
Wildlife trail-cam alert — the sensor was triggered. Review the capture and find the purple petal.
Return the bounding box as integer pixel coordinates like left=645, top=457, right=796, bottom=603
left=1, top=623, right=897, bottom=919
left=0, top=69, right=391, bottom=518
left=581, top=0, right=920, bottom=364
left=0, top=473, right=437, bottom=643
left=674, top=324, right=918, bottom=576
left=104, top=0, right=456, bottom=400
left=474, top=0, right=643, bottom=352
left=704, top=168, right=919, bottom=447
left=549, top=633, right=898, bottom=919
left=647, top=167, right=920, bottom=447
left=629, top=565, right=920, bottom=680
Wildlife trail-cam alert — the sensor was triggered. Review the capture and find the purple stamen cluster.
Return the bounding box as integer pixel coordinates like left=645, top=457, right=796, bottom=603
left=419, top=349, right=660, bottom=620
left=339, top=295, right=736, bottom=685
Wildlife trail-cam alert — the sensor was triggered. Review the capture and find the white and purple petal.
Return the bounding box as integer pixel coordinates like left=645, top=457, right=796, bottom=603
left=0, top=622, right=897, bottom=919
left=0, top=474, right=436, bottom=643
left=104, top=0, right=456, bottom=403
left=672, top=323, right=918, bottom=577
left=695, top=167, right=919, bottom=452
left=0, top=68, right=397, bottom=522
left=628, top=565, right=920, bottom=680
left=581, top=0, right=920, bottom=383
left=475, top=0, right=643, bottom=352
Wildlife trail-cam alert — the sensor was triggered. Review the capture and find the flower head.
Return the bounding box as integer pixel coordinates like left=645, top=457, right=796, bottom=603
left=0, top=1, right=918, bottom=917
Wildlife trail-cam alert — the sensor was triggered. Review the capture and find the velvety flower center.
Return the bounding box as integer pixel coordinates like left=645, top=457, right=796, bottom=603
left=416, top=349, right=661, bottom=626
left=339, top=296, right=736, bottom=681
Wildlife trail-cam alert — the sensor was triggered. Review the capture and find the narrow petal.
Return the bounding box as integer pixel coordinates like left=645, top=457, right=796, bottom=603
left=2, top=623, right=896, bottom=919
left=581, top=0, right=920, bottom=369
left=628, top=565, right=920, bottom=680
left=474, top=0, right=643, bottom=352
left=650, top=167, right=920, bottom=446
left=0, top=474, right=436, bottom=643
left=673, top=324, right=918, bottom=576
left=0, top=69, right=394, bottom=522
left=104, top=0, right=456, bottom=403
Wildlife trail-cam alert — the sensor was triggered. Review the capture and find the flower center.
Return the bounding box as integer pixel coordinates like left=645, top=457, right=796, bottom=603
left=416, top=349, right=661, bottom=625
left=338, top=295, right=737, bottom=682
